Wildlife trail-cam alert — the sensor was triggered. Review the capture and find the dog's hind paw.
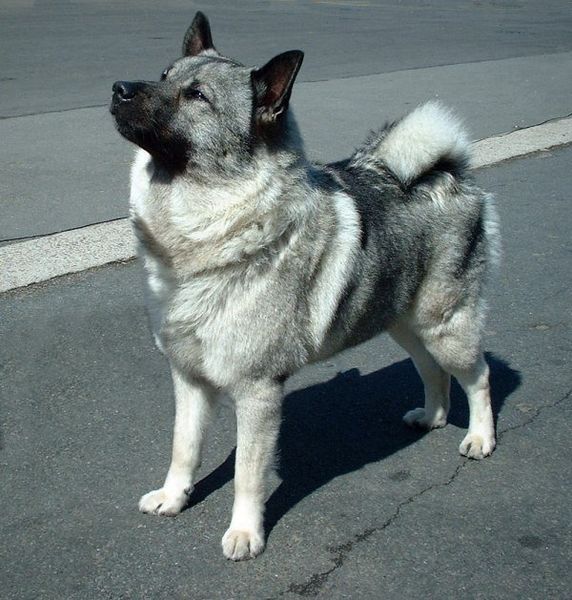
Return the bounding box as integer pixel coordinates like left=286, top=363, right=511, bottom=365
left=459, top=432, right=496, bottom=459
left=403, top=407, right=447, bottom=430
left=138, top=487, right=189, bottom=516
left=222, top=528, right=265, bottom=561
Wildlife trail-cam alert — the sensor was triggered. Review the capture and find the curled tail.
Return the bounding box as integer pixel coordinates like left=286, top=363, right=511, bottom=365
left=351, top=101, right=471, bottom=187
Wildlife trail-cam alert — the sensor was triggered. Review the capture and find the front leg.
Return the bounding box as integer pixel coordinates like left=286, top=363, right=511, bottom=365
left=222, top=379, right=283, bottom=561
left=139, top=366, right=217, bottom=516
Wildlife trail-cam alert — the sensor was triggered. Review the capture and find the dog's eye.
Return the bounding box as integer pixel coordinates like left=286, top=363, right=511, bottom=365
left=160, top=69, right=170, bottom=81
left=184, top=87, right=209, bottom=103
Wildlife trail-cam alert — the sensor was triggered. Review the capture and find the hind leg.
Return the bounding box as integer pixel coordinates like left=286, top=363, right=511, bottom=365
left=416, top=315, right=496, bottom=459
left=451, top=356, right=495, bottom=459
left=389, top=322, right=451, bottom=429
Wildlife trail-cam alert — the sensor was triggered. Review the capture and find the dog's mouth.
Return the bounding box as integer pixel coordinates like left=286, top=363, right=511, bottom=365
left=109, top=93, right=120, bottom=116
left=109, top=98, right=120, bottom=116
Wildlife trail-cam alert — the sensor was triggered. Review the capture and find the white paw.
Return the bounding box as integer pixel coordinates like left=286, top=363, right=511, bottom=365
left=222, top=528, right=265, bottom=561
left=459, top=432, right=496, bottom=459
left=403, top=407, right=447, bottom=430
left=138, top=487, right=189, bottom=516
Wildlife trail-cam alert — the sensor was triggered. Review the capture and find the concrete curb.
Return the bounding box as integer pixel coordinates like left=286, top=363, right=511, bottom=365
left=1, top=116, right=571, bottom=293
left=0, top=220, right=135, bottom=293
left=472, top=116, right=572, bottom=168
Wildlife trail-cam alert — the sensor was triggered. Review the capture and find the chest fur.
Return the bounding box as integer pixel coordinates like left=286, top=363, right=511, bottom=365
left=128, top=149, right=362, bottom=383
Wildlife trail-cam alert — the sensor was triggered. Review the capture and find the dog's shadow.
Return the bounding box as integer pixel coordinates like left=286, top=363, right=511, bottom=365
left=189, top=353, right=520, bottom=537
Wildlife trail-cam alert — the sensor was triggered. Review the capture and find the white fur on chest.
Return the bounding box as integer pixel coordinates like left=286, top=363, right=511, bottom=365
left=128, top=150, right=295, bottom=383
left=129, top=150, right=173, bottom=341
left=130, top=149, right=155, bottom=221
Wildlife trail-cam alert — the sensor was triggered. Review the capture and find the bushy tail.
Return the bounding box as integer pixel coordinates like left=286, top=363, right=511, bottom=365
left=351, top=102, right=471, bottom=187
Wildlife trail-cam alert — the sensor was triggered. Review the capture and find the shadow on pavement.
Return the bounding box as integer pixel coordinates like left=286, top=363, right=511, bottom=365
left=188, top=353, right=520, bottom=539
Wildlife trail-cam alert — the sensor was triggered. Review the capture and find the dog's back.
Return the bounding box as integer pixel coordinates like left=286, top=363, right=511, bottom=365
left=316, top=102, right=499, bottom=358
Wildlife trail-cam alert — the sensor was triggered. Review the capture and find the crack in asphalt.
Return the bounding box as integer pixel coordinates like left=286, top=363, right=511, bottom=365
left=273, top=387, right=572, bottom=598
left=273, top=462, right=466, bottom=598
left=496, top=387, right=572, bottom=441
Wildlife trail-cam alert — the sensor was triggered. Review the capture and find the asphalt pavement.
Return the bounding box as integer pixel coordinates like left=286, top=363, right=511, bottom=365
left=1, top=1, right=571, bottom=599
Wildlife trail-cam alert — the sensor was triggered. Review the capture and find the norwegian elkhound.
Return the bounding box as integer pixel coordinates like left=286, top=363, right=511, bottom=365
left=110, top=12, right=500, bottom=560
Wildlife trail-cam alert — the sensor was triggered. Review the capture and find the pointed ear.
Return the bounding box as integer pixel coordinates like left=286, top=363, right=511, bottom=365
left=251, top=50, right=304, bottom=122
left=182, top=11, right=216, bottom=57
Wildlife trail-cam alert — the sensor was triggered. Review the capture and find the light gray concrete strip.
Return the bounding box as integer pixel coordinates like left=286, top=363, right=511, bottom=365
left=0, top=220, right=135, bottom=293
left=472, top=117, right=572, bottom=168
left=1, top=116, right=571, bottom=293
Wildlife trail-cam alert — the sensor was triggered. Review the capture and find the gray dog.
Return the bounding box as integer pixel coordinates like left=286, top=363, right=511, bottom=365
left=110, top=12, right=500, bottom=560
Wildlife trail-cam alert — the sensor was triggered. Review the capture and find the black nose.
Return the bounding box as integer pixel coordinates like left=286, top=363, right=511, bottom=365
left=112, top=81, right=137, bottom=101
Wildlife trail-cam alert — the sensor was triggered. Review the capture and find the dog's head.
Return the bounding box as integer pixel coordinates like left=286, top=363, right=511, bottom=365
left=110, top=12, right=304, bottom=174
